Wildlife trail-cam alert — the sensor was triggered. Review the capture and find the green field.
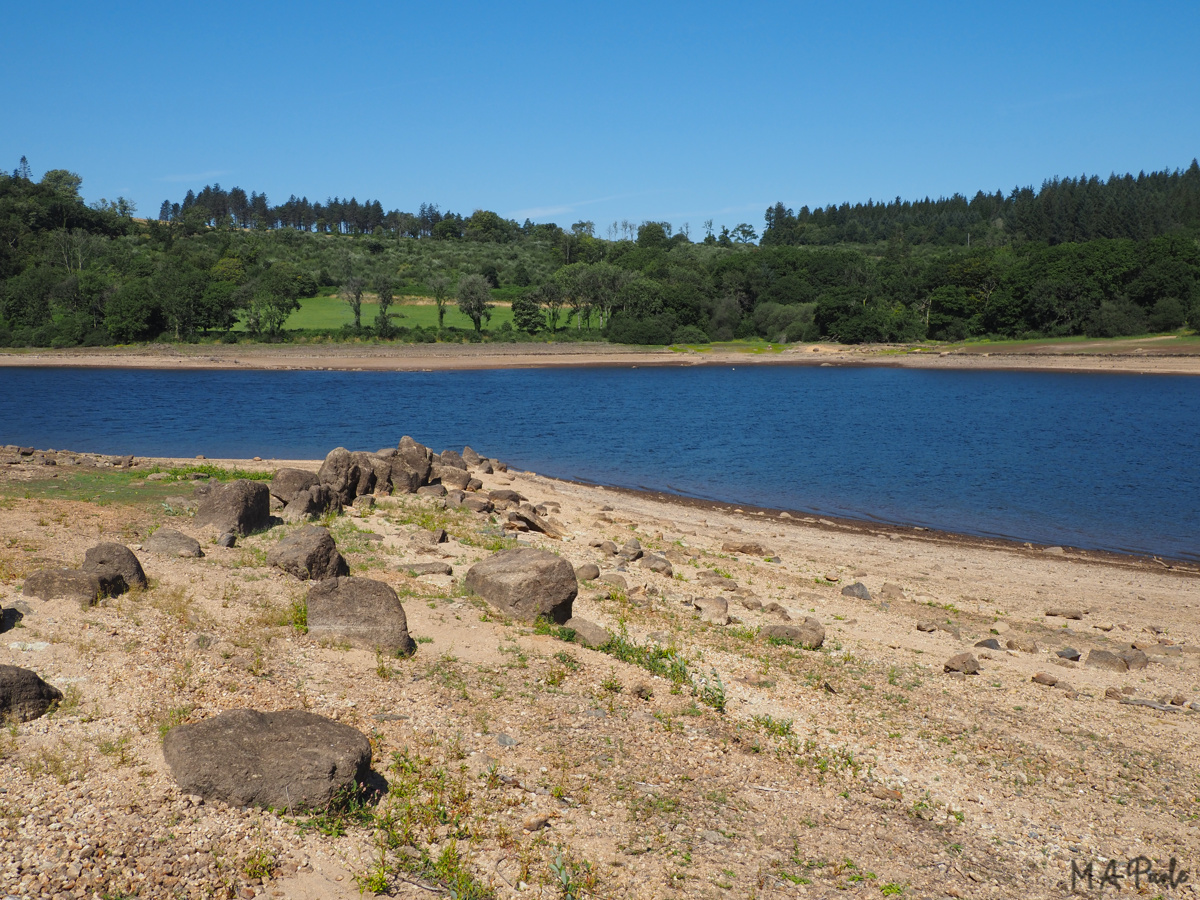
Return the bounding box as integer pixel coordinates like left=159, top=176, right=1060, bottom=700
left=237, top=294, right=521, bottom=333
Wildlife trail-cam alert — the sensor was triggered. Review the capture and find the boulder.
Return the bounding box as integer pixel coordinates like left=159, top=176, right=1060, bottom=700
left=1056, top=647, right=1082, bottom=661
left=22, top=569, right=102, bottom=606
left=574, top=563, right=600, bottom=581
left=564, top=616, right=611, bottom=649
left=462, top=446, right=484, bottom=467
left=217, top=532, right=237, bottom=548
left=306, top=577, right=416, bottom=656
left=269, top=468, right=319, bottom=505
left=267, top=526, right=349, bottom=581
left=396, top=436, right=433, bottom=485
left=761, top=618, right=825, bottom=649
left=463, top=496, right=493, bottom=514
left=318, top=448, right=373, bottom=506
left=194, top=479, right=270, bottom=535
left=402, top=562, right=453, bottom=576
left=841, top=582, right=872, bottom=601
left=1045, top=607, right=1084, bottom=620
left=438, top=449, right=468, bottom=471
left=640, top=553, right=673, bottom=576
left=1006, top=638, right=1039, bottom=653
left=1118, top=648, right=1149, bottom=671
left=0, top=664, right=64, bottom=722
left=505, top=509, right=565, bottom=539
left=388, top=459, right=423, bottom=494
left=599, top=573, right=627, bottom=591
left=693, top=597, right=730, bottom=625
left=282, top=484, right=341, bottom=523
left=162, top=709, right=371, bottom=811
left=490, top=489, right=525, bottom=504
left=974, top=638, right=1003, bottom=650
left=82, top=542, right=147, bottom=593
left=465, top=548, right=577, bottom=624
left=1032, top=672, right=1059, bottom=686
left=368, top=457, right=394, bottom=495
left=944, top=653, right=979, bottom=674
left=417, top=484, right=447, bottom=498
left=1085, top=649, right=1127, bottom=672
left=435, top=466, right=471, bottom=491
left=145, top=528, right=204, bottom=558
left=617, top=539, right=642, bottom=562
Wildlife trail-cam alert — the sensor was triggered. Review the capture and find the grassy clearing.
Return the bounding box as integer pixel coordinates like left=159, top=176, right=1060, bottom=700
left=264, top=295, right=520, bottom=333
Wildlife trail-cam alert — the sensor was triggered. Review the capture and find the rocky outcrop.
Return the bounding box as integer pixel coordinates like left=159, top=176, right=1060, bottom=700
left=162, top=709, right=372, bottom=811
left=194, top=480, right=270, bottom=535
left=306, top=577, right=416, bottom=656
left=269, top=468, right=319, bottom=506
left=465, top=548, right=577, bottom=624
left=267, top=526, right=349, bottom=581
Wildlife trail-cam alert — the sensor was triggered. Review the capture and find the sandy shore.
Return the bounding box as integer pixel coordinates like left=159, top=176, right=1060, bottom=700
left=2, top=443, right=1199, bottom=898
left=2, top=335, right=1199, bottom=375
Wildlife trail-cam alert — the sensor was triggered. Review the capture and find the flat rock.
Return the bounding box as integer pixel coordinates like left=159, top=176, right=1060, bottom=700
left=1085, top=649, right=1128, bottom=672
left=145, top=528, right=204, bottom=558
left=306, top=577, right=416, bottom=655
left=721, top=541, right=772, bottom=556
left=465, top=548, right=577, bottom=624
left=267, top=526, right=349, bottom=581
left=162, top=709, right=372, bottom=811
left=944, top=653, right=979, bottom=674
left=600, top=573, right=628, bottom=591
left=1032, top=672, right=1059, bottom=686
left=1056, top=647, right=1082, bottom=661
left=82, top=542, right=147, bottom=592
left=0, top=664, right=64, bottom=722
left=1118, top=648, right=1149, bottom=671
left=917, top=622, right=938, bottom=632
left=403, top=562, right=453, bottom=576
left=22, top=568, right=102, bottom=606
left=640, top=553, right=673, bottom=576
left=194, top=479, right=270, bottom=535
left=1006, top=638, right=1039, bottom=653
left=1046, top=607, right=1084, bottom=620
left=974, top=638, right=1003, bottom=650
left=694, top=597, right=730, bottom=626
left=574, top=563, right=600, bottom=581
left=760, top=618, right=825, bottom=650
left=564, top=616, right=611, bottom=649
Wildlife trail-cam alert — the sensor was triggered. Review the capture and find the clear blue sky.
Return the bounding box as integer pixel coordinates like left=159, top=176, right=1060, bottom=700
left=4, top=1, right=1197, bottom=235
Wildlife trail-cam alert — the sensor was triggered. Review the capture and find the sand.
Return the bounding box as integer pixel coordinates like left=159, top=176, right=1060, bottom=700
left=2, top=443, right=1198, bottom=899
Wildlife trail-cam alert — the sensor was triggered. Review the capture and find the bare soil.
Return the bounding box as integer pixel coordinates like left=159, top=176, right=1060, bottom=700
left=1, top=446, right=1198, bottom=899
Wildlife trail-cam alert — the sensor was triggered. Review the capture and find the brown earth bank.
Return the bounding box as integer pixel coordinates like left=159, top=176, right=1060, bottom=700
left=1, top=443, right=1199, bottom=899
left=1, top=334, right=1199, bottom=375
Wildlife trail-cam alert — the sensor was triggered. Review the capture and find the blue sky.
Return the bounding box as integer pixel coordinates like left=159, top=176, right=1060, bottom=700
left=4, top=1, right=1198, bottom=235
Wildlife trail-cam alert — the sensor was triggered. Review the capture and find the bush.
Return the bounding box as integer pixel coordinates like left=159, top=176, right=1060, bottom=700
left=671, top=324, right=709, bottom=344
left=1148, top=297, right=1186, bottom=332
left=1085, top=300, right=1146, bottom=337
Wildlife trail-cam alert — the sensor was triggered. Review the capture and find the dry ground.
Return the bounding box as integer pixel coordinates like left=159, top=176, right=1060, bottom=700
left=1, top=447, right=1198, bottom=900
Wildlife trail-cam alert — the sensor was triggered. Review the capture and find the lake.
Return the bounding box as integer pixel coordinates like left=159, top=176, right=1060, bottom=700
left=0, top=364, right=1197, bottom=561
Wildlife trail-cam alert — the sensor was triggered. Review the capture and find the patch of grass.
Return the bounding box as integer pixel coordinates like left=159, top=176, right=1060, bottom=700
left=752, top=714, right=794, bottom=737
left=155, top=705, right=194, bottom=741
left=288, top=597, right=308, bottom=634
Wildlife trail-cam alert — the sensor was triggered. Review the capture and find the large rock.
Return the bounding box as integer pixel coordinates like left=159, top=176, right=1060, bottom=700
left=640, top=553, right=673, bottom=576
left=388, top=458, right=423, bottom=494
left=306, top=577, right=416, bottom=655
left=761, top=618, right=825, bottom=649
left=267, top=526, right=349, bottom=581
left=318, top=448, right=375, bottom=506
left=694, top=597, right=730, bottom=626
left=145, top=528, right=204, bottom=558
left=281, top=484, right=341, bottom=523
left=0, top=665, right=64, bottom=722
left=944, top=653, right=980, bottom=674
left=269, top=468, right=319, bottom=505
left=462, top=446, right=484, bottom=467
left=1086, top=649, right=1128, bottom=672
left=465, top=548, right=577, bottom=624
left=721, top=541, right=773, bottom=556
left=82, top=542, right=147, bottom=593
left=194, top=479, right=270, bottom=535
left=434, top=465, right=472, bottom=491
left=22, top=568, right=102, bottom=606
left=565, top=617, right=611, bottom=648
left=396, top=436, right=433, bottom=485
left=841, top=582, right=872, bottom=601
left=368, top=456, right=394, bottom=495
left=162, top=709, right=371, bottom=811
left=438, top=449, right=468, bottom=471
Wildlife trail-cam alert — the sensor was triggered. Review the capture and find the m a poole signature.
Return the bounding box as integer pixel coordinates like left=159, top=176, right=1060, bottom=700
left=1070, top=856, right=1188, bottom=893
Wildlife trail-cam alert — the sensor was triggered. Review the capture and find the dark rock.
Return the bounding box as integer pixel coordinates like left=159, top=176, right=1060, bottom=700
left=417, top=484, right=447, bottom=498
left=396, top=436, right=433, bottom=485
left=403, top=562, right=453, bottom=576
left=505, top=509, right=565, bottom=539
left=597, top=540, right=618, bottom=555
left=640, top=553, right=673, bottom=576
left=841, top=582, right=872, bottom=601
left=267, top=526, right=349, bottom=581
left=974, top=638, right=1003, bottom=650
left=162, top=709, right=371, bottom=811
left=194, top=479, right=270, bottom=535
left=388, top=458, right=423, bottom=494
left=435, top=465, right=471, bottom=491
left=600, top=573, right=627, bottom=591
left=0, top=664, right=63, bottom=722
left=465, top=548, right=577, bottom=624
left=564, top=616, right=611, bottom=648
left=1056, top=647, right=1082, bottom=661
left=269, top=468, right=319, bottom=505
left=1085, top=649, right=1128, bottom=672
left=463, top=496, right=493, bottom=514
left=317, top=448, right=372, bottom=506
left=617, top=539, right=643, bottom=562
left=282, top=484, right=340, bottom=523
left=760, top=618, right=825, bottom=649
left=22, top=569, right=102, bottom=606
left=439, top=449, right=468, bottom=471
left=217, top=532, right=237, bottom=548
left=306, top=577, right=416, bottom=655
left=1032, top=672, right=1059, bottom=686
left=490, top=489, right=525, bottom=504
left=944, top=653, right=979, bottom=674
left=82, top=542, right=147, bottom=593
left=574, top=563, right=600, bottom=581
left=145, top=528, right=204, bottom=558
left=462, top=446, right=484, bottom=467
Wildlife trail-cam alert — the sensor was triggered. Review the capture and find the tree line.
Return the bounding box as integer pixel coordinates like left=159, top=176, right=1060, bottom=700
left=2, top=155, right=1198, bottom=349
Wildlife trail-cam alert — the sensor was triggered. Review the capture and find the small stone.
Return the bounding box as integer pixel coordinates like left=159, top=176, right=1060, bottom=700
left=916, top=622, right=938, bottom=633
left=974, top=638, right=1002, bottom=650
left=496, top=734, right=518, bottom=747
left=1056, top=647, right=1082, bottom=661
left=1032, top=673, right=1059, bottom=686
left=523, top=814, right=552, bottom=832
left=217, top=532, right=236, bottom=548
left=841, top=582, right=871, bottom=601
left=1046, top=608, right=1084, bottom=620
left=944, top=653, right=979, bottom=675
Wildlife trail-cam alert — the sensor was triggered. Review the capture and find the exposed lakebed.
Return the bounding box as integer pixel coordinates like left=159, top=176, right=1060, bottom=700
left=1, top=364, right=1197, bottom=561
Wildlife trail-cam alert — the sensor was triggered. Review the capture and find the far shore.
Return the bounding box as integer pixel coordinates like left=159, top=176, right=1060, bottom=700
left=1, top=335, right=1199, bottom=375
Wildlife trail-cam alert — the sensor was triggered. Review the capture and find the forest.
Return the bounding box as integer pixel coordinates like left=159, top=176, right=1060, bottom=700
left=2, top=155, right=1199, bottom=348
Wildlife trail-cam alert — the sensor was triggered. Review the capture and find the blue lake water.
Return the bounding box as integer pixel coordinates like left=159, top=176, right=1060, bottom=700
left=0, top=365, right=1197, bottom=561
